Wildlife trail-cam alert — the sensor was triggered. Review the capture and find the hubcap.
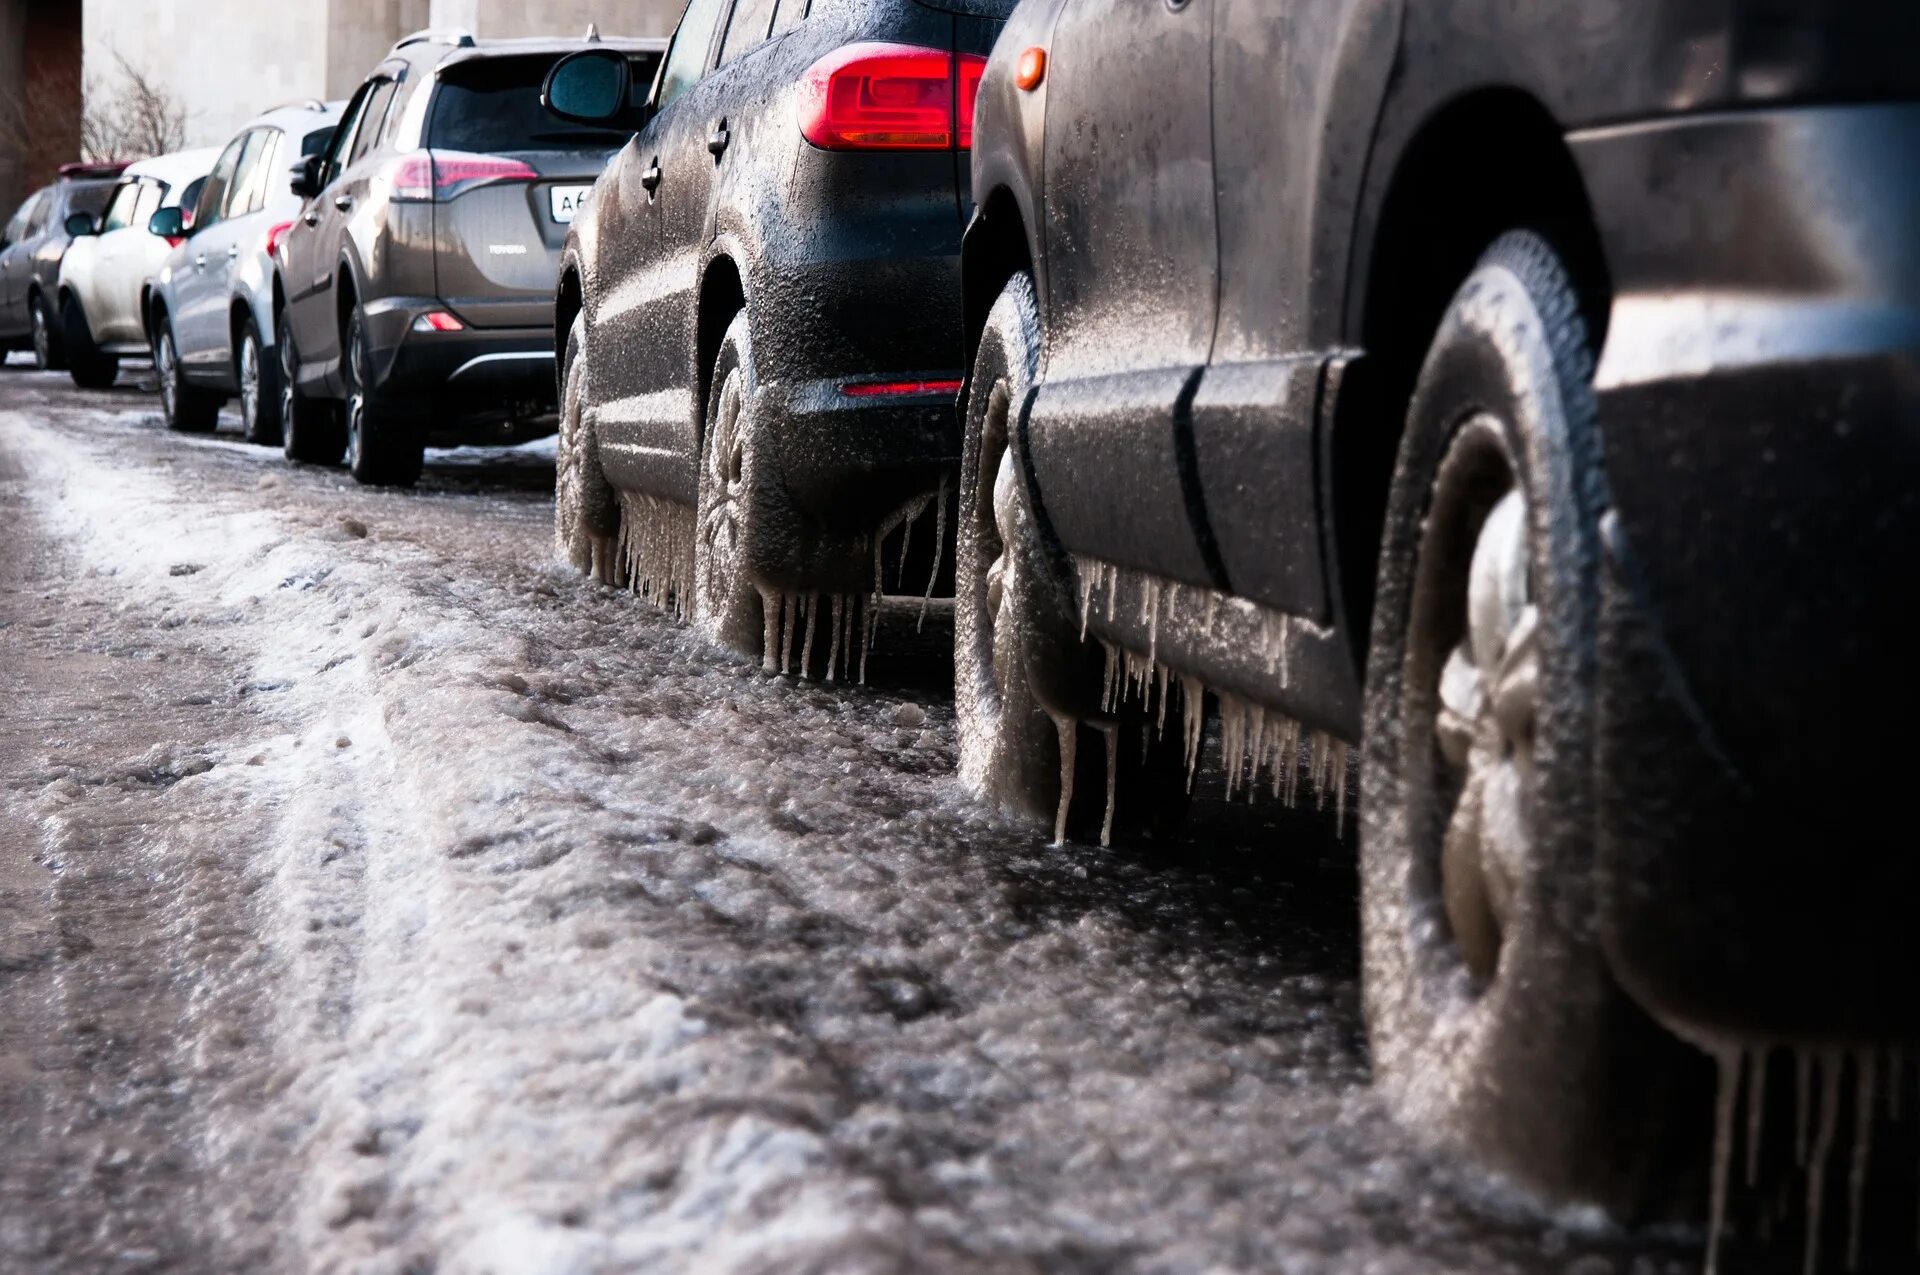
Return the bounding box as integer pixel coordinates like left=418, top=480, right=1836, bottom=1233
left=279, top=333, right=298, bottom=439
left=1418, top=424, right=1541, bottom=985
left=32, top=306, right=49, bottom=367
left=698, top=368, right=746, bottom=609
left=970, top=381, right=1020, bottom=717
left=240, top=336, right=259, bottom=432
left=346, top=323, right=366, bottom=467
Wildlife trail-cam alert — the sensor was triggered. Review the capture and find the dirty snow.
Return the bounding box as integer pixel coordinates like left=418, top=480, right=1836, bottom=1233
left=0, top=368, right=1698, bottom=1273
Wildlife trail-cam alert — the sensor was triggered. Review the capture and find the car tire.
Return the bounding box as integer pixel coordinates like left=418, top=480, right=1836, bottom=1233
left=343, top=306, right=421, bottom=488
left=555, top=314, right=623, bottom=584
left=691, top=310, right=766, bottom=657
left=278, top=312, right=346, bottom=465
left=238, top=316, right=282, bottom=446
left=954, top=273, right=1061, bottom=825
left=61, top=296, right=118, bottom=390
left=153, top=312, right=220, bottom=433
left=31, top=292, right=66, bottom=372
left=1360, top=231, right=1687, bottom=1215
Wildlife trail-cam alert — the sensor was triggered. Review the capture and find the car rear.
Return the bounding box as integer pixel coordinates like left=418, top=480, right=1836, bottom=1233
left=381, top=41, right=662, bottom=427
left=747, top=0, right=1012, bottom=566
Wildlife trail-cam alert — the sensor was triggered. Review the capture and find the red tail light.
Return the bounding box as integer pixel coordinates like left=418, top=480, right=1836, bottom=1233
left=264, top=220, right=296, bottom=261
left=387, top=151, right=540, bottom=203
left=797, top=43, right=989, bottom=151
left=841, top=378, right=964, bottom=398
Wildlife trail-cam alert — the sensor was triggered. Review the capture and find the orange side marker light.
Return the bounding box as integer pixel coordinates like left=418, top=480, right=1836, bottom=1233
left=1016, top=47, right=1047, bottom=92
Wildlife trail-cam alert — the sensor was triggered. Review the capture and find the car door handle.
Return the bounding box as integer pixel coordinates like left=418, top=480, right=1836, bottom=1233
left=302, top=209, right=320, bottom=226
left=641, top=160, right=662, bottom=192
left=194, top=253, right=207, bottom=270
left=707, top=123, right=730, bottom=156
left=227, top=245, right=241, bottom=259
left=333, top=194, right=354, bottom=212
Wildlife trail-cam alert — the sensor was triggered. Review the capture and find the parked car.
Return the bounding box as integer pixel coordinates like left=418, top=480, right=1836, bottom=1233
left=958, top=0, right=1920, bottom=1232
left=273, top=29, right=665, bottom=486
left=542, top=0, right=1008, bottom=671
left=58, top=148, right=220, bottom=389
left=143, top=100, right=345, bottom=439
left=0, top=163, right=126, bottom=371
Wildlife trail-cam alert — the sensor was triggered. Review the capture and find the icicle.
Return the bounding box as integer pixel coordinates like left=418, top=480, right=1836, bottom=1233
left=780, top=593, right=796, bottom=675
left=1799, top=1049, right=1815, bottom=1167
left=1247, top=706, right=1268, bottom=807
left=1706, top=1046, right=1741, bottom=1275
left=1748, top=1045, right=1769, bottom=1188
left=1105, top=563, right=1116, bottom=621
left=1806, top=1050, right=1843, bottom=1275
left=1848, top=1050, right=1877, bottom=1272
left=921, top=475, right=947, bottom=630
left=1079, top=570, right=1095, bottom=640
left=826, top=595, right=844, bottom=683
left=760, top=588, right=780, bottom=672
left=1050, top=712, right=1077, bottom=847
left=1098, top=723, right=1118, bottom=848
left=1181, top=675, right=1205, bottom=791
left=1154, top=662, right=1170, bottom=737
left=801, top=592, right=819, bottom=677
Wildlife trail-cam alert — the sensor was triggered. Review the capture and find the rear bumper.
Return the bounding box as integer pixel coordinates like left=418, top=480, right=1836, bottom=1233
left=1572, top=102, right=1920, bottom=1041
left=362, top=295, right=556, bottom=416
left=737, top=375, right=961, bottom=594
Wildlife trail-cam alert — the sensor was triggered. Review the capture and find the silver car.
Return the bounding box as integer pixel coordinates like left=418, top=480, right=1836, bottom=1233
left=144, top=99, right=344, bottom=439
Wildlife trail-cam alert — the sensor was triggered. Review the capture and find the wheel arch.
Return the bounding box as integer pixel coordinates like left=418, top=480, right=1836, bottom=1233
left=693, top=249, right=747, bottom=454
left=1333, top=86, right=1612, bottom=671
left=960, top=185, right=1039, bottom=380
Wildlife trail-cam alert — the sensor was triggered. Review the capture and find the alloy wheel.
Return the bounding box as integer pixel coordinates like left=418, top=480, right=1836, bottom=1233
left=239, top=333, right=261, bottom=436
left=31, top=303, right=51, bottom=369
left=156, top=328, right=178, bottom=421
left=1415, top=421, right=1541, bottom=986
left=697, top=366, right=747, bottom=615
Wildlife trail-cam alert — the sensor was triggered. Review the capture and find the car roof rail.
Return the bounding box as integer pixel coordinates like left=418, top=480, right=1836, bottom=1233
left=392, top=28, right=476, bottom=53
left=266, top=97, right=329, bottom=114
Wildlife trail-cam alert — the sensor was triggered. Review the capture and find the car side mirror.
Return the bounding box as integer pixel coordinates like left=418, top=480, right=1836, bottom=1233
left=148, top=206, right=186, bottom=240
left=65, top=211, right=97, bottom=237
left=290, top=153, right=324, bottom=201
left=543, top=48, right=634, bottom=126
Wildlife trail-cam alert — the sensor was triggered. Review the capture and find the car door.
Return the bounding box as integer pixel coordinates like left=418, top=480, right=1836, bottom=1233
left=1024, top=0, right=1222, bottom=590
left=0, top=192, right=45, bottom=333
left=173, top=134, right=249, bottom=366
left=592, top=0, right=730, bottom=506
left=1192, top=0, right=1402, bottom=621
left=85, top=180, right=148, bottom=343
left=284, top=78, right=382, bottom=383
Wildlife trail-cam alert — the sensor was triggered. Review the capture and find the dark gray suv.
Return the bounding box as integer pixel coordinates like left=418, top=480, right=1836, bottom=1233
left=273, top=29, right=664, bottom=486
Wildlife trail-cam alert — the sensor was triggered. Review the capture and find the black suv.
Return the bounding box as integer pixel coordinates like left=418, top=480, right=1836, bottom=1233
left=0, top=163, right=126, bottom=371
left=273, top=30, right=665, bottom=486
left=960, top=0, right=1920, bottom=1243
left=544, top=0, right=1009, bottom=674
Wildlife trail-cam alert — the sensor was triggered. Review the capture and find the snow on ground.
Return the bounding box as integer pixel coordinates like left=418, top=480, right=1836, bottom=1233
left=0, top=375, right=1691, bottom=1274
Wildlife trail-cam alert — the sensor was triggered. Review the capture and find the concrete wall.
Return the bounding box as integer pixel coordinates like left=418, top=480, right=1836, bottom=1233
left=428, top=0, right=680, bottom=39
left=78, top=0, right=681, bottom=157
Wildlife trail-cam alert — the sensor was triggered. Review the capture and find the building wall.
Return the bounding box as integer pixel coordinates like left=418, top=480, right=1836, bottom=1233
left=78, top=0, right=681, bottom=158
left=1, top=0, right=84, bottom=217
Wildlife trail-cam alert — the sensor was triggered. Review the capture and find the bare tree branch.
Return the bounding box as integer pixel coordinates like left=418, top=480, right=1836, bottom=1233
left=1, top=49, right=190, bottom=174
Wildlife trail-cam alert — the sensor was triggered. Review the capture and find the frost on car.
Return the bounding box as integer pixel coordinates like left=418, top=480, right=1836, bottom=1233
left=957, top=0, right=1920, bottom=1268
left=549, top=0, right=1011, bottom=678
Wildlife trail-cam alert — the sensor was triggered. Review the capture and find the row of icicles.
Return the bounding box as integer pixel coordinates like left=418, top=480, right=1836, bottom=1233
left=1707, top=1044, right=1920, bottom=1275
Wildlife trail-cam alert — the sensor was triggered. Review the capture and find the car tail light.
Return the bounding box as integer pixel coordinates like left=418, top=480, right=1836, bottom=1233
left=388, top=151, right=540, bottom=203
left=264, top=220, right=296, bottom=261
left=411, top=310, right=466, bottom=333
left=797, top=44, right=989, bottom=151
left=840, top=378, right=964, bottom=398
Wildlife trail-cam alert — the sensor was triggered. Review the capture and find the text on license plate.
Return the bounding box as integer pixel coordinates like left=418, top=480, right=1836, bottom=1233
left=550, top=186, right=594, bottom=224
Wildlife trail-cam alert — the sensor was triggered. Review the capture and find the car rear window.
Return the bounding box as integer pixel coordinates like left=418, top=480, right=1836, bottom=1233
left=65, top=180, right=115, bottom=219
left=429, top=54, right=652, bottom=152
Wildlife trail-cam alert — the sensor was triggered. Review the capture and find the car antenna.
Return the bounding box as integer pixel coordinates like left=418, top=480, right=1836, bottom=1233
left=585, top=23, right=601, bottom=42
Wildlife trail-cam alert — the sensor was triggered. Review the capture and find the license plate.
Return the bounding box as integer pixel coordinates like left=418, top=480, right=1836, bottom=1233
left=549, top=185, right=594, bottom=224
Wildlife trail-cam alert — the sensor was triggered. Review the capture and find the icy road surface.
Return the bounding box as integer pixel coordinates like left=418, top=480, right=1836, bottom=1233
left=0, top=365, right=1695, bottom=1274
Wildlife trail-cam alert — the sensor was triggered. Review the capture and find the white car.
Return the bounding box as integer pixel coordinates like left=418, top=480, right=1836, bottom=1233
left=56, top=147, right=219, bottom=389
left=146, top=100, right=344, bottom=438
